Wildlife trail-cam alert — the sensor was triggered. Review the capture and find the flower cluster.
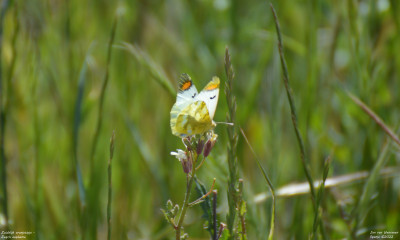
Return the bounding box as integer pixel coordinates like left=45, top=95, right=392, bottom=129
left=170, top=131, right=218, bottom=174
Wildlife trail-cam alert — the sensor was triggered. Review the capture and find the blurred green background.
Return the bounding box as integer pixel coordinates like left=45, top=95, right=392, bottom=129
left=0, top=0, right=399, bottom=239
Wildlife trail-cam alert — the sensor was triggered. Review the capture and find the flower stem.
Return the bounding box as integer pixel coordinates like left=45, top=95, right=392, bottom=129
left=175, top=155, right=197, bottom=239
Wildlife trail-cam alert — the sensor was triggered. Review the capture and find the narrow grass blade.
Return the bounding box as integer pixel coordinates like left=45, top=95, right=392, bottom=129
left=347, top=91, right=400, bottom=147
left=90, top=16, right=118, bottom=168
left=73, top=45, right=95, bottom=207
left=240, top=128, right=275, bottom=240
left=119, top=42, right=176, bottom=97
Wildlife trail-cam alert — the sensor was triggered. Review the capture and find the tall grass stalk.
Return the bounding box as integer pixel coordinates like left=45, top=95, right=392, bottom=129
left=240, top=128, right=275, bottom=240
left=270, top=4, right=324, bottom=237
left=86, top=15, right=118, bottom=239
left=107, top=131, right=115, bottom=240
left=224, top=47, right=239, bottom=238
left=89, top=16, right=118, bottom=174
left=270, top=3, right=317, bottom=206
left=0, top=0, right=11, bottom=226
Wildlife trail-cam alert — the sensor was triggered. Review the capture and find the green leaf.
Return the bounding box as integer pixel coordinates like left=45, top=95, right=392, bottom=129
left=194, top=177, right=214, bottom=238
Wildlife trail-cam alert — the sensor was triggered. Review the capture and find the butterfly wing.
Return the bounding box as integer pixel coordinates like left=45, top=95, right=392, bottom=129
left=174, top=101, right=213, bottom=136
left=176, top=73, right=198, bottom=105
left=171, top=74, right=199, bottom=136
left=195, top=76, right=220, bottom=119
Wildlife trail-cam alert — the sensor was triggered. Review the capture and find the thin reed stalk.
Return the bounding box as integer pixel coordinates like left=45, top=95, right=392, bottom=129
left=85, top=15, right=118, bottom=239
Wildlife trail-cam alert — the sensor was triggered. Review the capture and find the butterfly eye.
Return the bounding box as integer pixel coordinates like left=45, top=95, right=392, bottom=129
left=210, top=95, right=216, bottom=100
left=192, top=93, right=197, bottom=98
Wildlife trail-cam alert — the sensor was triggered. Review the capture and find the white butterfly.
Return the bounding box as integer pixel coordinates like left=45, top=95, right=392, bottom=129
left=170, top=73, right=220, bottom=137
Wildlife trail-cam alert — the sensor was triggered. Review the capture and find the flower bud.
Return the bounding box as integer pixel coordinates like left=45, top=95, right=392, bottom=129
left=203, top=133, right=218, bottom=157
left=196, top=138, right=205, bottom=155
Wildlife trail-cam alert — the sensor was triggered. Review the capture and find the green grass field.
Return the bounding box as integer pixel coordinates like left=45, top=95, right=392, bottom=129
left=0, top=0, right=399, bottom=239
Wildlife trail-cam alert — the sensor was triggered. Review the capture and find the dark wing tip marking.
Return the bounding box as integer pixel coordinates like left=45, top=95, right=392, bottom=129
left=178, top=73, right=193, bottom=92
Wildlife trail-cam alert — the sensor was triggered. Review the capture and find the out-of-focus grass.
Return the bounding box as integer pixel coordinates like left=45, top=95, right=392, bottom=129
left=0, top=0, right=399, bottom=239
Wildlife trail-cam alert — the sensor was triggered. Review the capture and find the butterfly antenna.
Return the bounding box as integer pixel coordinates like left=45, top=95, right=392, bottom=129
left=215, top=122, right=234, bottom=126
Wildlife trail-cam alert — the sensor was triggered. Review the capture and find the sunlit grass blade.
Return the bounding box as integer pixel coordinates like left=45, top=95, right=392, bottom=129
left=254, top=166, right=400, bottom=202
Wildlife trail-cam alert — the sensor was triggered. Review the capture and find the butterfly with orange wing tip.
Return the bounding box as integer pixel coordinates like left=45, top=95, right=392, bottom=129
left=170, top=73, right=220, bottom=137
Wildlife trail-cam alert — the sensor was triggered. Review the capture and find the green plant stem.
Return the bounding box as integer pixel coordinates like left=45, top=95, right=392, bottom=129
left=107, top=131, right=115, bottom=240
left=270, top=4, right=316, bottom=207
left=175, top=155, right=198, bottom=240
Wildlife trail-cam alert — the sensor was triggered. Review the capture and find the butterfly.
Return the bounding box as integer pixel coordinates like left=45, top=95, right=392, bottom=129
left=170, top=73, right=220, bottom=137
